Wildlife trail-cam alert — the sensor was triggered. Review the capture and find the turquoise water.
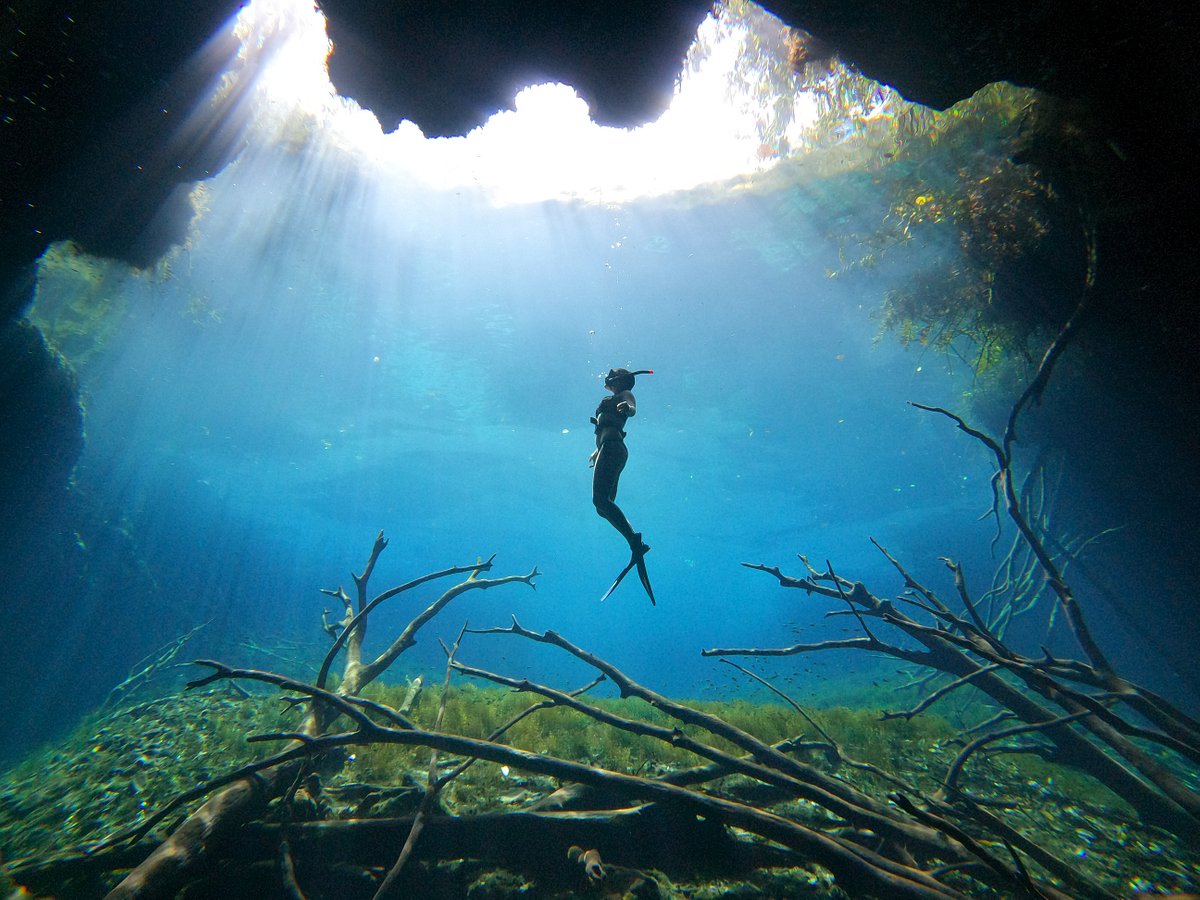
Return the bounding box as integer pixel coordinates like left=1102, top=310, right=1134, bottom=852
left=6, top=66, right=1187, bottom=755
left=19, top=156, right=1000, bottom=713
left=2, top=5, right=1197, bottom=897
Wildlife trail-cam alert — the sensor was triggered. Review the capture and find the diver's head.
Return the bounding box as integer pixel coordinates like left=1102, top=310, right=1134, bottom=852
left=603, top=367, right=652, bottom=392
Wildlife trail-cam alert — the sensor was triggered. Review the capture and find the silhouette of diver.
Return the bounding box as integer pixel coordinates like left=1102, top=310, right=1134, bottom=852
left=589, top=367, right=655, bottom=604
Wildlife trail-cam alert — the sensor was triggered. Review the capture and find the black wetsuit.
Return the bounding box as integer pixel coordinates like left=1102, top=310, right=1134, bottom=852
left=592, top=390, right=639, bottom=548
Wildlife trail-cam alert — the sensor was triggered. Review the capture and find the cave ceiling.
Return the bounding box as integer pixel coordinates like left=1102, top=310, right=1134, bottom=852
left=1, top=0, right=1195, bottom=291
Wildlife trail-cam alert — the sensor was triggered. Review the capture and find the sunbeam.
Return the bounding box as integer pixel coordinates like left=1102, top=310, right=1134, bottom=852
left=184, top=0, right=841, bottom=206
left=22, top=0, right=1001, bottom=693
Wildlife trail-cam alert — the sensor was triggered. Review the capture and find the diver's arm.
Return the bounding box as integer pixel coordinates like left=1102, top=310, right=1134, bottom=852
left=616, top=390, right=636, bottom=417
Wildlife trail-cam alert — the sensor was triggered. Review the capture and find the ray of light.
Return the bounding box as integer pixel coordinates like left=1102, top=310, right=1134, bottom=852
left=177, top=0, right=836, bottom=207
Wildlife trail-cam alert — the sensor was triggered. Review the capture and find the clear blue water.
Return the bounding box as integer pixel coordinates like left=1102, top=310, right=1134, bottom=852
left=12, top=146, right=1035, bottom=731
left=4, top=9, right=1200, bottom=900
left=2, top=7, right=1191, bottom=774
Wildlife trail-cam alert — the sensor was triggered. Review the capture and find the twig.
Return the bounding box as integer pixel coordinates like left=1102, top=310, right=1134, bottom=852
left=942, top=712, right=1092, bottom=794
left=719, top=658, right=838, bottom=748
left=718, top=657, right=931, bottom=793
left=104, top=622, right=209, bottom=707
left=464, top=618, right=962, bottom=858
left=940, top=558, right=997, bottom=643
left=278, top=761, right=310, bottom=900
left=1002, top=227, right=1097, bottom=456
left=231, top=725, right=970, bottom=900
left=354, top=561, right=538, bottom=689
left=739, top=559, right=1200, bottom=837
left=437, top=674, right=608, bottom=788
left=889, top=793, right=1052, bottom=899
left=884, top=665, right=1002, bottom=721
left=372, top=623, right=469, bottom=898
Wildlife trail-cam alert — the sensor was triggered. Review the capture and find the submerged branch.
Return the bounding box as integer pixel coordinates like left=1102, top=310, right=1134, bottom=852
left=316, top=555, right=513, bottom=691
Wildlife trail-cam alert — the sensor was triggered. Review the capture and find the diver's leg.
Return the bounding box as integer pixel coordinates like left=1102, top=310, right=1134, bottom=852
left=593, top=440, right=653, bottom=603
left=592, top=441, right=637, bottom=545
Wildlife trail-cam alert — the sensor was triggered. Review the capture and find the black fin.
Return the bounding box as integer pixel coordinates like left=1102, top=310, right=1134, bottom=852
left=636, top=554, right=656, bottom=605
left=600, top=556, right=637, bottom=602
left=600, top=541, right=655, bottom=605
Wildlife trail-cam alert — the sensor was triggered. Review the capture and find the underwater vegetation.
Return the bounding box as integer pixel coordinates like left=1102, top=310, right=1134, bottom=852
left=26, top=181, right=220, bottom=395
left=27, top=241, right=138, bottom=373
left=876, top=178, right=1088, bottom=430
left=0, top=691, right=293, bottom=863
left=839, top=84, right=1082, bottom=391
left=5, top=680, right=1188, bottom=899
left=3, top=316, right=1199, bottom=900
left=715, top=61, right=1088, bottom=409
left=715, top=36, right=1104, bottom=407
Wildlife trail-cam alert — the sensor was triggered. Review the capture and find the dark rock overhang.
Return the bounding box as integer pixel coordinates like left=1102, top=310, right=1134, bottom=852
left=3, top=0, right=1195, bottom=288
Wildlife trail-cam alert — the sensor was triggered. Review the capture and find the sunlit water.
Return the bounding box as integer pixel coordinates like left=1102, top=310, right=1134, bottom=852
left=9, top=0, right=1090, bottom=756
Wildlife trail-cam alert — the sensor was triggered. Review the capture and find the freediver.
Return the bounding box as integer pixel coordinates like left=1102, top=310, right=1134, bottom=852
left=590, top=367, right=655, bottom=604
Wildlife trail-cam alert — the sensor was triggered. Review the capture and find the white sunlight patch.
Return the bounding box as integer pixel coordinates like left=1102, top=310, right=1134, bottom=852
left=217, top=0, right=820, bottom=205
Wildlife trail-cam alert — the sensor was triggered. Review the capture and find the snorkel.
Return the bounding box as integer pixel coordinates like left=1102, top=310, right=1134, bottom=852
left=604, top=368, right=654, bottom=390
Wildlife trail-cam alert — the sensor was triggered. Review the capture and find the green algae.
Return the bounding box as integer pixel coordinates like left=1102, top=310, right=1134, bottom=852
left=1, top=678, right=1195, bottom=898
left=0, top=690, right=292, bottom=861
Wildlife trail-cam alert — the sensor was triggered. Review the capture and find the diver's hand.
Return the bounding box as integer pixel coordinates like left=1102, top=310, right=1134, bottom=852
left=588, top=449, right=598, bottom=468
left=616, top=400, right=633, bottom=416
